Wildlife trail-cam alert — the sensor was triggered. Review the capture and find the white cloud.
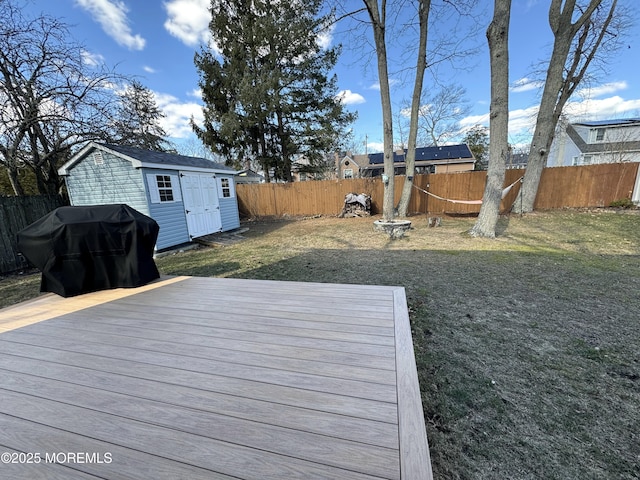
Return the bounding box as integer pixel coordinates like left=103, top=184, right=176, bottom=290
left=575, top=81, right=627, bottom=99
left=460, top=90, right=640, bottom=145
left=154, top=92, right=203, bottom=139
left=563, top=95, right=640, bottom=120
left=316, top=23, right=334, bottom=50
left=163, top=0, right=211, bottom=47
left=510, top=77, right=543, bottom=93
left=74, top=0, right=145, bottom=50
left=143, top=65, right=156, bottom=74
left=81, top=50, right=104, bottom=67
left=336, top=90, right=366, bottom=105
left=369, top=79, right=400, bottom=91
left=525, top=0, right=540, bottom=10
left=188, top=88, right=202, bottom=98
left=367, top=142, right=384, bottom=153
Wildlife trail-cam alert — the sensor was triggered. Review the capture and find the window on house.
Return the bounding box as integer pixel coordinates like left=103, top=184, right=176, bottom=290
left=344, top=169, right=353, bottom=179
left=93, top=152, right=104, bottom=165
left=583, top=155, right=593, bottom=165
left=595, top=128, right=606, bottom=142
left=221, top=177, right=231, bottom=197
left=156, top=175, right=174, bottom=202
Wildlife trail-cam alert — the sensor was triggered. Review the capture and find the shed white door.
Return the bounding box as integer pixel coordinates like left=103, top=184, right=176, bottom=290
left=180, top=172, right=221, bottom=239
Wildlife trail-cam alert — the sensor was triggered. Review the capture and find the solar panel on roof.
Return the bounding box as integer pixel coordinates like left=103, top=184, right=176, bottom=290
left=366, top=144, right=473, bottom=164
left=575, top=118, right=640, bottom=127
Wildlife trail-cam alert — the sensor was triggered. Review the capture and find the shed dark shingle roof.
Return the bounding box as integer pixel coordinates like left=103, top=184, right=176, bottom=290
left=101, top=143, right=234, bottom=171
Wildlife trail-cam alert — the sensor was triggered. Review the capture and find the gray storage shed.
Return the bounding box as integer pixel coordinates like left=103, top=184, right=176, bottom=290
left=59, top=142, right=240, bottom=250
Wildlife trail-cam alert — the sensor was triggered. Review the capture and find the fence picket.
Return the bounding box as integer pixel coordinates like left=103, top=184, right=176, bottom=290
left=236, top=164, right=639, bottom=217
left=0, top=195, right=68, bottom=274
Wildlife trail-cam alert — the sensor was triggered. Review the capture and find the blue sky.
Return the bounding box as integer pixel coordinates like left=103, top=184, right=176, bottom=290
left=21, top=0, right=640, bottom=155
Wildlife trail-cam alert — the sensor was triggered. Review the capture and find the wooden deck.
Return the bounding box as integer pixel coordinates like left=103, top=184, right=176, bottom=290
left=0, top=276, right=432, bottom=479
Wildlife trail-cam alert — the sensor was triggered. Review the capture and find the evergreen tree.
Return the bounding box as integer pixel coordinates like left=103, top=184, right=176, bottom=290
left=193, top=0, right=355, bottom=182
left=463, top=125, right=490, bottom=171
left=111, top=80, right=173, bottom=151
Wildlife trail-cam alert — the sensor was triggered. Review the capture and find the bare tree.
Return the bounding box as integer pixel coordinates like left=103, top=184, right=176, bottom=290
left=469, top=0, right=511, bottom=238
left=0, top=0, right=124, bottom=195
left=360, top=0, right=397, bottom=221
left=349, top=1, right=482, bottom=219
left=395, top=0, right=430, bottom=218
left=415, top=84, right=471, bottom=146
left=513, top=0, right=624, bottom=213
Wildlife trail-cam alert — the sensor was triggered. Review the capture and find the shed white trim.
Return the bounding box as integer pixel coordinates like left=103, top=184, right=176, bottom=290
left=59, top=141, right=239, bottom=176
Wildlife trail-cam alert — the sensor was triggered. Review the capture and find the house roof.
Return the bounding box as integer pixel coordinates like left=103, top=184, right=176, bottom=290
left=236, top=169, right=264, bottom=182
left=59, top=142, right=236, bottom=176
left=574, top=118, right=640, bottom=128
left=367, top=144, right=474, bottom=165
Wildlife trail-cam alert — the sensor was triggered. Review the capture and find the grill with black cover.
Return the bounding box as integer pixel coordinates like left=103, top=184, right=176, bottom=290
left=17, top=204, right=160, bottom=297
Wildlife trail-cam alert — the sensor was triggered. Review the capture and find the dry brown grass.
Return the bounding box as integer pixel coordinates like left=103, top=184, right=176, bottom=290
left=2, top=209, right=639, bottom=479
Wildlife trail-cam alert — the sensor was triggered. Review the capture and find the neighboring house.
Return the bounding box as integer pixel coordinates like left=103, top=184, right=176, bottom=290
left=547, top=118, right=640, bottom=167
left=236, top=169, right=265, bottom=184
left=292, top=155, right=338, bottom=181
left=338, top=153, right=367, bottom=180
left=507, top=152, right=529, bottom=169
left=58, top=142, right=240, bottom=251
left=361, top=144, right=476, bottom=177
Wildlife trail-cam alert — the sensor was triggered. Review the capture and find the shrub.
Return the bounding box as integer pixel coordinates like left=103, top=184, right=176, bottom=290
left=609, top=198, right=635, bottom=209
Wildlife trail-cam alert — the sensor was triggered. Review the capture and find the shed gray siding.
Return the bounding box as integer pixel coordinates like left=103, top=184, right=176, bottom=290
left=143, top=169, right=190, bottom=250
left=217, top=175, right=240, bottom=231
left=220, top=197, right=240, bottom=231
left=65, top=149, right=149, bottom=215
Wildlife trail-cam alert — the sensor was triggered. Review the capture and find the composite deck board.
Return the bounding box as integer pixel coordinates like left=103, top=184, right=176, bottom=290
left=66, top=305, right=396, bottom=344
left=0, top=329, right=398, bottom=402
left=2, top=329, right=397, bottom=385
left=117, top=294, right=394, bottom=320
left=100, top=299, right=396, bottom=330
left=0, top=359, right=398, bottom=449
left=38, top=310, right=396, bottom=347
left=0, top=415, right=236, bottom=480
left=4, top=316, right=394, bottom=368
left=27, top=314, right=394, bottom=358
left=0, top=276, right=432, bottom=479
left=95, top=301, right=396, bottom=335
left=0, top=343, right=398, bottom=423
left=0, top=385, right=400, bottom=477
left=0, top=389, right=396, bottom=480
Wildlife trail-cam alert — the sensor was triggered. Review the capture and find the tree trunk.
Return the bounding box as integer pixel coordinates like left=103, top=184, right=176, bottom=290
left=396, top=0, right=430, bottom=218
left=512, top=33, right=571, bottom=213
left=277, top=110, right=293, bottom=182
left=6, top=166, right=25, bottom=196
left=470, top=0, right=511, bottom=238
left=363, top=0, right=395, bottom=221
left=512, top=0, right=616, bottom=213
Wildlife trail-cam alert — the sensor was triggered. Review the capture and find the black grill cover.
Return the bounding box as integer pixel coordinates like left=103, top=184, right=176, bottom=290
left=17, top=204, right=160, bottom=297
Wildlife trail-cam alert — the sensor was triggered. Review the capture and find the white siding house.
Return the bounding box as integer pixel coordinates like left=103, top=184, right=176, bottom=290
left=547, top=119, right=640, bottom=204
left=59, top=142, right=240, bottom=250
left=548, top=119, right=640, bottom=167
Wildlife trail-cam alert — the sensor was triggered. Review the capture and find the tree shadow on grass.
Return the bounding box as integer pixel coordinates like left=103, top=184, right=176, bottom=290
left=227, top=247, right=640, bottom=480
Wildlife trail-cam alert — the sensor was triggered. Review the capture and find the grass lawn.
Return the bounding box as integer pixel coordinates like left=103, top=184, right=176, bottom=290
left=1, top=209, right=639, bottom=479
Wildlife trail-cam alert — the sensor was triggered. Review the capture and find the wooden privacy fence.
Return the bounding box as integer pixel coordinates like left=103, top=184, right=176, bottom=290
left=0, top=195, right=68, bottom=274
left=236, top=163, right=639, bottom=217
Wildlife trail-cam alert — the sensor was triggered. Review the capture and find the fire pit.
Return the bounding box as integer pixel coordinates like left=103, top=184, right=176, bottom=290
left=373, top=219, right=412, bottom=239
